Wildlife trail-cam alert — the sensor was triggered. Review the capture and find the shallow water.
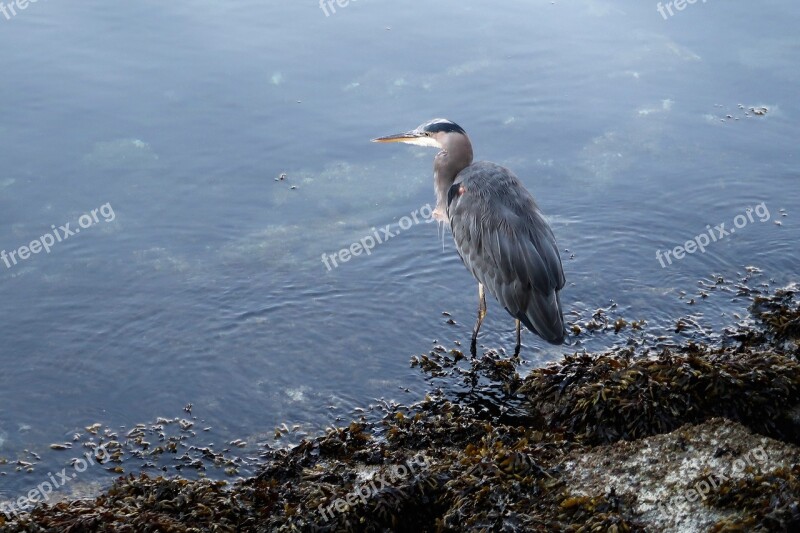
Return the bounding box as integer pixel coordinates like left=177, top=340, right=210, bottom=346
left=0, top=0, right=798, bottom=499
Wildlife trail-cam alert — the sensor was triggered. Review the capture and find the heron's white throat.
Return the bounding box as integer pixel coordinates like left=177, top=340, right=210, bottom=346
left=402, top=135, right=442, bottom=148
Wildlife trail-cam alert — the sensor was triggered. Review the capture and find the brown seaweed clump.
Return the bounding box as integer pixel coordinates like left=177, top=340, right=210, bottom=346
left=752, top=283, right=800, bottom=344
left=521, top=346, right=800, bottom=445
left=0, top=475, right=258, bottom=532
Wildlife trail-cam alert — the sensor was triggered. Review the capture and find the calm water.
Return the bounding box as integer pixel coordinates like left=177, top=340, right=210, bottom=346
left=1, top=0, right=798, bottom=499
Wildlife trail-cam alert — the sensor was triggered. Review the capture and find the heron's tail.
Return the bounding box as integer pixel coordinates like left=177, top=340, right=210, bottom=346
left=517, top=289, right=565, bottom=345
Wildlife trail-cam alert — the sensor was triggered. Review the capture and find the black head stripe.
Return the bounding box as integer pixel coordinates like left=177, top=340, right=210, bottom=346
left=423, top=120, right=466, bottom=135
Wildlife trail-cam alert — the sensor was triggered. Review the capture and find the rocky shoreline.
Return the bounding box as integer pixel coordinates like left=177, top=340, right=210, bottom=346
left=1, top=283, right=798, bottom=532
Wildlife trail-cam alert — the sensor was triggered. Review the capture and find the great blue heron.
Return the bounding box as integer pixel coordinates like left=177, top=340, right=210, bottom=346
left=372, top=118, right=566, bottom=356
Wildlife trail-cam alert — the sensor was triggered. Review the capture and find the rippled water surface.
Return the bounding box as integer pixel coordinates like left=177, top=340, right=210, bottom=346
left=1, top=0, right=798, bottom=498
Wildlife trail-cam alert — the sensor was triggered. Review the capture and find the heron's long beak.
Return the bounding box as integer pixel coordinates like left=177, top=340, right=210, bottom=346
left=371, top=131, right=422, bottom=143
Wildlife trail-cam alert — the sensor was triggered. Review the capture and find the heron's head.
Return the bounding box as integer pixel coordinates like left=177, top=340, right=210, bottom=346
left=371, top=118, right=467, bottom=149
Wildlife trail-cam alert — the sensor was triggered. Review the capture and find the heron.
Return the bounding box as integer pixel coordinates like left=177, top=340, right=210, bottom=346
left=372, top=118, right=566, bottom=356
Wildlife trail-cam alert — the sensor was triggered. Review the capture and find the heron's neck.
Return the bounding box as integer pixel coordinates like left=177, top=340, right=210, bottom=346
left=433, top=134, right=473, bottom=221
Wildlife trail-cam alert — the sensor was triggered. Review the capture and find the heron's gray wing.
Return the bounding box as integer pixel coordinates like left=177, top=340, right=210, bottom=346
left=447, top=163, right=565, bottom=344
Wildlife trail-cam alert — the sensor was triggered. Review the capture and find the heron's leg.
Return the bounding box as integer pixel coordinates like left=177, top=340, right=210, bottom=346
left=514, top=319, right=522, bottom=358
left=470, top=284, right=487, bottom=357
